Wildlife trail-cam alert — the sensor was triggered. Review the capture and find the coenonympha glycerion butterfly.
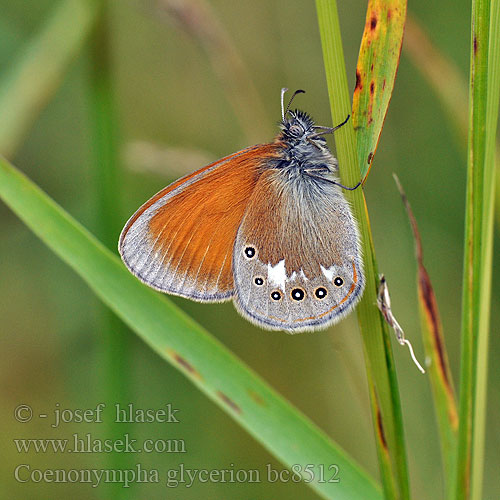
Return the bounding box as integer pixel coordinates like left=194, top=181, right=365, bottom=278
left=119, top=89, right=364, bottom=332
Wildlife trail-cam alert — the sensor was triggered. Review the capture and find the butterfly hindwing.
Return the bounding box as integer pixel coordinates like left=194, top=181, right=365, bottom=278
left=119, top=144, right=280, bottom=301
left=232, top=169, right=364, bottom=331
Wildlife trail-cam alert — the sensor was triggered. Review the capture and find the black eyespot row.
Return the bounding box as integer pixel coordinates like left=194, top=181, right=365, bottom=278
left=254, top=277, right=264, bottom=286
left=315, top=287, right=328, bottom=299
left=270, top=291, right=282, bottom=301
left=244, top=246, right=256, bottom=258
left=334, top=277, right=344, bottom=287
left=291, top=288, right=305, bottom=301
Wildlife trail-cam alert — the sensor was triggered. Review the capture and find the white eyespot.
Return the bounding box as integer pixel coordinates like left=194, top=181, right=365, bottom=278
left=334, top=277, right=344, bottom=287
left=254, top=276, right=265, bottom=286
left=270, top=290, right=282, bottom=301
left=290, top=288, right=306, bottom=301
left=244, top=246, right=256, bottom=259
left=314, top=287, right=328, bottom=299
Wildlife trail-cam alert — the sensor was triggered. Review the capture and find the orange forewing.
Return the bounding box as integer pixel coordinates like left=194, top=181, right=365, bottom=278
left=120, top=143, right=282, bottom=300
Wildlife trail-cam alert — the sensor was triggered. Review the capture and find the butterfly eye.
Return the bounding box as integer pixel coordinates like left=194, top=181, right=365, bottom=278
left=291, top=288, right=306, bottom=301
left=289, top=124, right=303, bottom=136
left=244, top=246, right=256, bottom=259
left=270, top=290, right=282, bottom=301
left=314, top=287, right=328, bottom=299
left=333, top=277, right=344, bottom=287
left=254, top=277, right=264, bottom=286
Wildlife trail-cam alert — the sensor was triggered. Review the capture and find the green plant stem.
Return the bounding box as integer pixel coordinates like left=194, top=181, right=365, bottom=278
left=455, top=0, right=499, bottom=498
left=315, top=2, right=409, bottom=500
left=88, top=0, right=131, bottom=480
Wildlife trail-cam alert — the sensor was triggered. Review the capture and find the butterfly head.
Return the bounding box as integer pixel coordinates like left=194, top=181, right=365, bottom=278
left=278, top=89, right=332, bottom=150
left=280, top=109, right=322, bottom=142
left=276, top=109, right=336, bottom=177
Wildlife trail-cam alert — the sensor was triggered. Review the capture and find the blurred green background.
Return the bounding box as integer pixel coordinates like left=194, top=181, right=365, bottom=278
left=1, top=0, right=498, bottom=498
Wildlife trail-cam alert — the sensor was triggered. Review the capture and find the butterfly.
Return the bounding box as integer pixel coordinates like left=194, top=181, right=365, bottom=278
left=119, top=89, right=364, bottom=332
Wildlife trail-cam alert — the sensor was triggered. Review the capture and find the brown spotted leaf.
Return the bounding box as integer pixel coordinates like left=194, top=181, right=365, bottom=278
left=394, top=174, right=458, bottom=482
left=352, top=0, right=407, bottom=180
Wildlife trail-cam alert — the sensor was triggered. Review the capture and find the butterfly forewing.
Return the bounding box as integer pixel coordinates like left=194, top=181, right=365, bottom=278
left=119, top=144, right=279, bottom=301
left=232, top=169, right=365, bottom=331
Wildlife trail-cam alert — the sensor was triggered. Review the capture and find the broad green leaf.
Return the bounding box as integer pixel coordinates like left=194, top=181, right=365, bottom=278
left=352, top=0, right=407, bottom=180
left=0, top=156, right=382, bottom=500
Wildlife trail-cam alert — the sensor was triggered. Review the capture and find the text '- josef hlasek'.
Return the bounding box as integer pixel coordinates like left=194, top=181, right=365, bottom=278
left=14, top=402, right=180, bottom=427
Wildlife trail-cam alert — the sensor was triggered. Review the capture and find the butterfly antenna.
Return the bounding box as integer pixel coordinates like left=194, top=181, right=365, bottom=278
left=331, top=114, right=350, bottom=132
left=338, top=180, right=361, bottom=191
left=284, top=89, right=305, bottom=118
left=280, top=87, right=288, bottom=120
left=310, top=114, right=350, bottom=138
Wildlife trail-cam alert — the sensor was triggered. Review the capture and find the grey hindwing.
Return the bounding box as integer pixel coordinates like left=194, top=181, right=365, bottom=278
left=231, top=180, right=365, bottom=333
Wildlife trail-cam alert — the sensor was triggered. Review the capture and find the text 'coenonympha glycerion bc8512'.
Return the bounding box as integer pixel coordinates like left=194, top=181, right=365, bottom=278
left=119, top=89, right=365, bottom=333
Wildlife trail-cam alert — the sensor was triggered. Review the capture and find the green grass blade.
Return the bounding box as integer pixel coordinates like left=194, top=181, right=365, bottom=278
left=316, top=1, right=409, bottom=499
left=352, top=0, right=407, bottom=180
left=0, top=0, right=97, bottom=157
left=394, top=175, right=458, bottom=497
left=471, top=3, right=500, bottom=497
left=455, top=0, right=499, bottom=498
left=0, top=156, right=382, bottom=500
